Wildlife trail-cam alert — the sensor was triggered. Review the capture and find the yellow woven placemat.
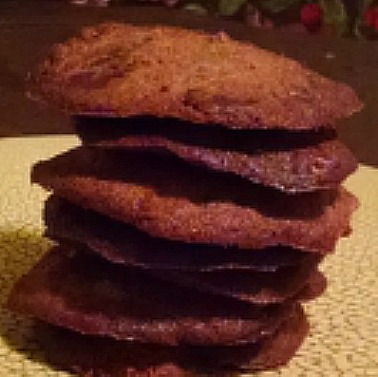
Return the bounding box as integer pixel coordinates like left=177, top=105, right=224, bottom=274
left=0, top=136, right=377, bottom=376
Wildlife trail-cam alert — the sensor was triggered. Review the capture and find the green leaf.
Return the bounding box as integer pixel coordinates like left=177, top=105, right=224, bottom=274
left=218, top=0, right=247, bottom=16
left=183, top=3, right=208, bottom=15
left=257, top=0, right=302, bottom=14
left=319, top=0, right=349, bottom=35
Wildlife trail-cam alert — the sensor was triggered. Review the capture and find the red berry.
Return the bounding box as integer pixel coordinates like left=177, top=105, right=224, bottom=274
left=300, top=3, right=323, bottom=32
left=363, top=7, right=374, bottom=27
left=363, top=6, right=378, bottom=32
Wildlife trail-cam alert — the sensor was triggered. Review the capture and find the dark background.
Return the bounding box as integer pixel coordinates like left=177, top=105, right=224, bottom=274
left=0, top=0, right=377, bottom=165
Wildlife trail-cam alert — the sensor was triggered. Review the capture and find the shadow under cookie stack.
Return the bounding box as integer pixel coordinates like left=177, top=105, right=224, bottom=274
left=8, top=23, right=362, bottom=376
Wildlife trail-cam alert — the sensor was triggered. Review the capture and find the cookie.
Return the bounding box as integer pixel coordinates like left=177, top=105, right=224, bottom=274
left=45, top=195, right=319, bottom=272
left=296, top=269, right=327, bottom=301
left=155, top=261, right=321, bottom=304
left=76, top=116, right=357, bottom=193
left=44, top=196, right=321, bottom=304
left=36, top=304, right=308, bottom=376
left=32, top=147, right=358, bottom=253
left=8, top=246, right=294, bottom=346
left=30, top=23, right=362, bottom=130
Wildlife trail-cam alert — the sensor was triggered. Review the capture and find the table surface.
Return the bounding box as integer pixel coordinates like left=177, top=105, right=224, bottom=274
left=0, top=0, right=377, bottom=166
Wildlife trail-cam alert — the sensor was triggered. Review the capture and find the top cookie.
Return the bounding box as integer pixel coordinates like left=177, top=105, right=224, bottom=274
left=30, top=23, right=362, bottom=130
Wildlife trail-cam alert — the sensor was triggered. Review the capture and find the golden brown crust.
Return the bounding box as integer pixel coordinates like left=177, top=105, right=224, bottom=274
left=32, top=147, right=358, bottom=253
left=31, top=23, right=362, bottom=130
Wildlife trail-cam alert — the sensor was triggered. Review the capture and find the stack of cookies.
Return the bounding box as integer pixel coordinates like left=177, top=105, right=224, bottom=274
left=8, top=23, right=362, bottom=376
